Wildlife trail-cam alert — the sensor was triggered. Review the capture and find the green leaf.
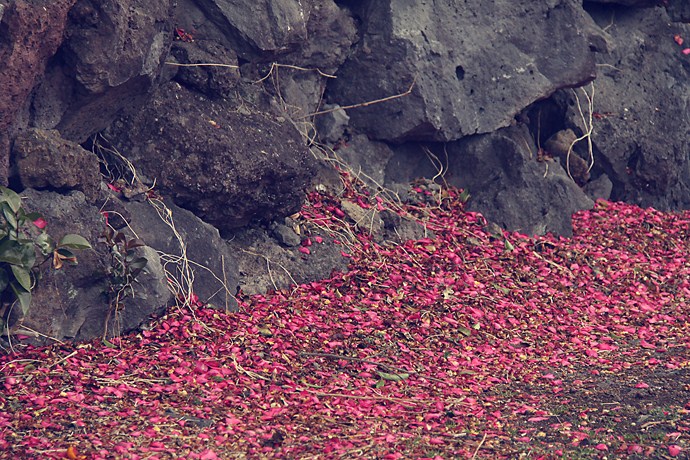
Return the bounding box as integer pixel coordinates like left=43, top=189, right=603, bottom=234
left=0, top=267, right=9, bottom=292
left=458, top=189, right=471, bottom=203
left=458, top=326, right=472, bottom=337
left=128, top=257, right=148, bottom=279
left=504, top=239, right=515, bottom=252
left=0, top=187, right=22, bottom=214
left=374, top=379, right=385, bottom=389
left=0, top=239, right=25, bottom=265
left=10, top=265, right=31, bottom=292
left=125, top=238, right=146, bottom=250
left=377, top=371, right=410, bottom=382
left=19, top=242, right=36, bottom=270
left=10, top=282, right=31, bottom=316
left=35, top=232, right=55, bottom=255
left=59, top=234, right=92, bottom=250
left=102, top=338, right=117, bottom=349
left=1, top=203, right=17, bottom=231
left=23, top=212, right=43, bottom=222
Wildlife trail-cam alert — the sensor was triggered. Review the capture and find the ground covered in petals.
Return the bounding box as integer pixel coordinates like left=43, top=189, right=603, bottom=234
left=1, top=182, right=690, bottom=459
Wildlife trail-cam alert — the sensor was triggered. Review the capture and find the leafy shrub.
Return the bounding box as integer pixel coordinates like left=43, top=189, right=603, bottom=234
left=0, top=186, right=91, bottom=320
left=101, top=227, right=148, bottom=310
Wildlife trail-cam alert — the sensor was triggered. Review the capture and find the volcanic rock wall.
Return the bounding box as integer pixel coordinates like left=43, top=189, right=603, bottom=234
left=0, top=0, right=688, bottom=343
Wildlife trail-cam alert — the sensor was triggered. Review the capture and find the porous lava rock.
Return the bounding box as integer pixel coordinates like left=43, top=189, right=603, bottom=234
left=29, top=0, right=174, bottom=142
left=328, top=0, right=603, bottom=142
left=174, top=0, right=356, bottom=129
left=444, top=126, right=594, bottom=236
left=104, top=80, right=317, bottom=233
left=564, top=4, right=690, bottom=209
left=10, top=189, right=171, bottom=344
left=0, top=0, right=77, bottom=182
left=168, top=40, right=240, bottom=100
left=384, top=125, right=594, bottom=236
left=12, top=128, right=101, bottom=198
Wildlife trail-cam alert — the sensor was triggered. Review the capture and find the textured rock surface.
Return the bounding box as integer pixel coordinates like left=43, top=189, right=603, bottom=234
left=105, top=81, right=317, bottom=233
left=183, top=0, right=355, bottom=67
left=228, top=224, right=350, bottom=296
left=563, top=5, right=690, bottom=209
left=328, top=0, right=602, bottom=142
left=117, top=199, right=240, bottom=311
left=384, top=125, right=594, bottom=236
left=0, top=0, right=77, bottom=181
left=11, top=189, right=171, bottom=344
left=445, top=126, right=594, bottom=236
left=191, top=0, right=310, bottom=55
left=30, top=0, right=174, bottom=142
left=168, top=40, right=240, bottom=100
left=12, top=128, right=101, bottom=198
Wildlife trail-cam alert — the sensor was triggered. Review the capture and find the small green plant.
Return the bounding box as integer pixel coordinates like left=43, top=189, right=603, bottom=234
left=101, top=227, right=148, bottom=316
left=0, top=186, right=92, bottom=321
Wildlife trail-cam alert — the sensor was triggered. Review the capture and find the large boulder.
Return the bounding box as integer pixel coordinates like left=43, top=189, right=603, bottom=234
left=29, top=0, right=174, bottom=142
left=168, top=39, right=240, bottom=100
left=9, top=189, right=171, bottom=344
left=328, top=0, right=604, bottom=142
left=384, top=125, right=594, bottom=236
left=12, top=128, right=101, bottom=199
left=174, top=0, right=357, bottom=129
left=189, top=0, right=310, bottom=56
left=563, top=4, right=690, bottom=209
left=6, top=185, right=245, bottom=344
left=117, top=198, right=241, bottom=311
left=179, top=0, right=354, bottom=65
left=0, top=0, right=77, bottom=182
left=104, top=80, right=317, bottom=233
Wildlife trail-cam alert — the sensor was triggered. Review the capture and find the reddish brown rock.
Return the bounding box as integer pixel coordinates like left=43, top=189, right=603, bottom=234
left=0, top=0, right=76, bottom=183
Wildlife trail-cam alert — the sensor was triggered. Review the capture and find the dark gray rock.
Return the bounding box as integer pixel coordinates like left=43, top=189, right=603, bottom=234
left=447, top=126, right=594, bottom=236
left=333, top=134, right=396, bottom=190
left=584, top=174, right=613, bottom=202
left=271, top=220, right=302, bottom=247
left=118, top=198, right=240, bottom=310
left=184, top=0, right=355, bottom=68
left=104, top=80, right=317, bottom=232
left=191, top=0, right=310, bottom=56
left=10, top=189, right=171, bottom=344
left=228, top=225, right=350, bottom=296
left=169, top=40, right=240, bottom=100
left=30, top=0, right=174, bottom=142
left=380, top=210, right=434, bottom=243
left=666, top=0, right=690, bottom=22
left=385, top=125, right=594, bottom=236
left=12, top=128, right=101, bottom=199
left=586, top=0, right=656, bottom=5
left=315, top=105, right=350, bottom=144
left=175, top=0, right=356, bottom=127
left=565, top=5, right=690, bottom=209
left=328, top=0, right=603, bottom=142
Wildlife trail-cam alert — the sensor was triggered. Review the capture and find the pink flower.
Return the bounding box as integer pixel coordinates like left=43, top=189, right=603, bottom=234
left=33, top=217, right=47, bottom=229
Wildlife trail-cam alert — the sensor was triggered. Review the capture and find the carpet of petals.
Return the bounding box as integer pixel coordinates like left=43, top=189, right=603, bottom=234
left=1, top=182, right=689, bottom=459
